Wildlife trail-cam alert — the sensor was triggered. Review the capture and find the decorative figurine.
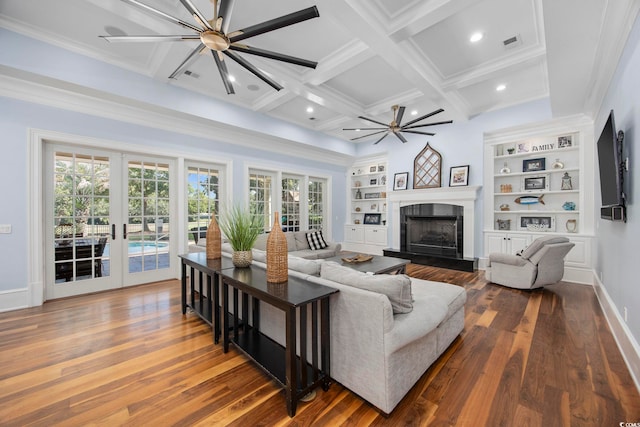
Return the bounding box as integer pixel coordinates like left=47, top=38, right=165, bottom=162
left=355, top=188, right=362, bottom=199
left=552, top=158, right=564, bottom=169
left=562, top=201, right=576, bottom=211
left=500, top=162, right=511, bottom=174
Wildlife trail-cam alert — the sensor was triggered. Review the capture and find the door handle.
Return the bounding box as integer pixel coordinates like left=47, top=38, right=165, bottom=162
left=123, top=224, right=127, bottom=239
left=111, top=224, right=116, bottom=240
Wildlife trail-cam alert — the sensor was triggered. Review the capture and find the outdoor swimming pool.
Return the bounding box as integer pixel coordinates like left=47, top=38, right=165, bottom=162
left=103, top=241, right=169, bottom=256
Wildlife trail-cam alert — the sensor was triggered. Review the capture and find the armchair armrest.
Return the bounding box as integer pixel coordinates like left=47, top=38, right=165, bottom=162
left=488, top=252, right=528, bottom=267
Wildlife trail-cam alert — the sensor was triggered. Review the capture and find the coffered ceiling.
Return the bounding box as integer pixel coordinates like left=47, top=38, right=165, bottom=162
left=0, top=0, right=637, bottom=143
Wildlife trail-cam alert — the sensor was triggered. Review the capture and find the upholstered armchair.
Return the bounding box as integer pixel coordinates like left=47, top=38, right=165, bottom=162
left=485, top=236, right=575, bottom=289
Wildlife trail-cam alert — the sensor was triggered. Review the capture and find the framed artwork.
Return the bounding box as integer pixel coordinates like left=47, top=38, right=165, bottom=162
left=449, top=165, right=470, bottom=187
left=377, top=164, right=385, bottom=172
left=517, top=141, right=531, bottom=153
left=521, top=174, right=549, bottom=192
left=393, top=172, right=409, bottom=190
left=518, top=215, right=555, bottom=231
left=369, top=165, right=377, bottom=173
left=522, top=158, right=546, bottom=172
left=558, top=135, right=572, bottom=148
left=364, top=192, right=380, bottom=199
left=363, top=213, right=381, bottom=225
left=369, top=178, right=378, bottom=186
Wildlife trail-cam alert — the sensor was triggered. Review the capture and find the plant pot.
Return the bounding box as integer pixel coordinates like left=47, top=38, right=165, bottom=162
left=232, top=250, right=252, bottom=268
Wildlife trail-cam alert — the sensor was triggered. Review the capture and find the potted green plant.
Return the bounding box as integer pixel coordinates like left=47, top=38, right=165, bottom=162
left=219, top=204, right=263, bottom=267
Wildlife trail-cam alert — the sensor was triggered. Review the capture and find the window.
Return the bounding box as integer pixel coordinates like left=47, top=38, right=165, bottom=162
left=282, top=176, right=301, bottom=232
left=308, top=178, right=326, bottom=230
left=186, top=165, right=220, bottom=244
left=249, top=171, right=273, bottom=232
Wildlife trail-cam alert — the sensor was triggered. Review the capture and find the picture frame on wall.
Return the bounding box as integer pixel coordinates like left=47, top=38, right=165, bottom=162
left=522, top=158, right=546, bottom=172
left=363, top=213, right=382, bottom=225
left=449, top=165, right=470, bottom=187
left=393, top=172, right=409, bottom=190
left=369, top=178, right=378, bottom=186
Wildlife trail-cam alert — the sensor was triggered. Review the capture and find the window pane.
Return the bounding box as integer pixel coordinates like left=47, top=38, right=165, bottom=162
left=187, top=165, right=221, bottom=244
left=308, top=178, right=326, bottom=230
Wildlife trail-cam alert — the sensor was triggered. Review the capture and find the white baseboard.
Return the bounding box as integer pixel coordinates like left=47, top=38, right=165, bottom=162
left=592, top=273, right=640, bottom=393
left=0, top=288, right=30, bottom=313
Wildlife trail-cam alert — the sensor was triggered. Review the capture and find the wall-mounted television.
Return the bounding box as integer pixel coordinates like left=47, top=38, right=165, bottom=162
left=596, top=110, right=626, bottom=221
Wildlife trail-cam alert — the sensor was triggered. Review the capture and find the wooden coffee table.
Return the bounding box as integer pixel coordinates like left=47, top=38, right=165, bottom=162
left=326, top=252, right=410, bottom=275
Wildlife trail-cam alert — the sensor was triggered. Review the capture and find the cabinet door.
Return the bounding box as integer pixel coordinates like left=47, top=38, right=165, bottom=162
left=509, top=234, right=530, bottom=254
left=344, top=225, right=364, bottom=243
left=364, top=227, right=386, bottom=245
left=485, top=233, right=507, bottom=255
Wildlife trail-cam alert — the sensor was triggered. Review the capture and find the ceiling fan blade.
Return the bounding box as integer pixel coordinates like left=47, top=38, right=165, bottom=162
left=402, top=130, right=435, bottom=136
left=402, top=108, right=445, bottom=127
left=395, top=106, right=405, bottom=126
left=349, top=130, right=388, bottom=141
left=358, top=116, right=390, bottom=127
left=120, top=0, right=201, bottom=33
left=394, top=132, right=408, bottom=143
left=229, top=6, right=319, bottom=43
left=342, top=127, right=388, bottom=131
left=223, top=50, right=283, bottom=91
left=179, top=0, right=214, bottom=30
left=168, top=43, right=206, bottom=79
left=212, top=51, right=235, bottom=94
left=373, top=133, right=390, bottom=145
left=100, top=35, right=200, bottom=42
left=218, top=0, right=236, bottom=33
left=229, top=44, right=317, bottom=69
left=403, top=120, right=454, bottom=130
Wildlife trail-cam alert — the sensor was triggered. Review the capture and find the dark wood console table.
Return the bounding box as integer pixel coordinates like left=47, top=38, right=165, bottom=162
left=179, top=252, right=236, bottom=343
left=179, top=254, right=338, bottom=417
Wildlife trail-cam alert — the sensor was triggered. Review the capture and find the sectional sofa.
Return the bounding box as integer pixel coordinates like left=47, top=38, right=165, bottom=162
left=219, top=246, right=466, bottom=414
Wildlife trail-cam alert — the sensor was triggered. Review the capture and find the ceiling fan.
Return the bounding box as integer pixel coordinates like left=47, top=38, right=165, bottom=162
left=343, top=105, right=453, bottom=144
left=100, top=0, right=319, bottom=94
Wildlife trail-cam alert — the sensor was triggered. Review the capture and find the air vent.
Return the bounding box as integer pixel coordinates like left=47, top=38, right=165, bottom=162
left=503, top=34, right=522, bottom=49
left=184, top=70, right=200, bottom=78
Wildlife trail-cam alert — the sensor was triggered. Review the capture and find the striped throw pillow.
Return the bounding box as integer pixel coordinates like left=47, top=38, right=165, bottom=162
left=306, top=230, right=328, bottom=250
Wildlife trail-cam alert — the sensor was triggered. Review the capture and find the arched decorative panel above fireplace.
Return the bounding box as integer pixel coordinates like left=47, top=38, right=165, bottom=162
left=413, top=143, right=442, bottom=188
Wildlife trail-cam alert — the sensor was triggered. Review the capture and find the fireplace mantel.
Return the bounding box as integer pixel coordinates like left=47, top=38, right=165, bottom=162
left=389, top=186, right=481, bottom=259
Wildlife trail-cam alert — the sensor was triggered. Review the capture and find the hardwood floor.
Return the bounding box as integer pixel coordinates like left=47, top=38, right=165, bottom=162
left=1, top=265, right=639, bottom=426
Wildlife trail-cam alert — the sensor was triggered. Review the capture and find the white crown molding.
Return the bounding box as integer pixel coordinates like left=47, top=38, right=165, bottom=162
left=0, top=65, right=355, bottom=166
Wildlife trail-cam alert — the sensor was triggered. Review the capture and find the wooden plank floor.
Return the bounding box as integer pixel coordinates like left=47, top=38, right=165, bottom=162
left=1, top=265, right=639, bottom=426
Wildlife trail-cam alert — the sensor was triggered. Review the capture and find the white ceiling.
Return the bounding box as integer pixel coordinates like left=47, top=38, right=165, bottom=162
left=0, top=0, right=636, bottom=144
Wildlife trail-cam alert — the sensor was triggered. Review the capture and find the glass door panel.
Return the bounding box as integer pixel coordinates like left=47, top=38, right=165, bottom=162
left=124, top=159, right=172, bottom=284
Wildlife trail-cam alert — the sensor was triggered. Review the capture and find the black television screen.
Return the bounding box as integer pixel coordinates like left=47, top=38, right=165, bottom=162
left=596, top=110, right=623, bottom=207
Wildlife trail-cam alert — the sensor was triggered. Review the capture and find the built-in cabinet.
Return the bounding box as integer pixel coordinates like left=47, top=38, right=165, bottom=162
left=483, top=115, right=595, bottom=284
left=344, top=156, right=388, bottom=254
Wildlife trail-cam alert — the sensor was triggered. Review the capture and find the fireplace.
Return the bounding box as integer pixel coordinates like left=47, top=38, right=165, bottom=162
left=401, top=204, right=463, bottom=259
left=385, top=186, right=480, bottom=272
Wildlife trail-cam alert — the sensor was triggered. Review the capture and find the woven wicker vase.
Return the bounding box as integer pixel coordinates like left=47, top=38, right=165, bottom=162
left=266, top=212, right=288, bottom=283
left=206, top=215, right=221, bottom=260
left=232, top=250, right=252, bottom=268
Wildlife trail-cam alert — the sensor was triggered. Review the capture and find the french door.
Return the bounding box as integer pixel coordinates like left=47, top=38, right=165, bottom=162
left=45, top=144, right=175, bottom=299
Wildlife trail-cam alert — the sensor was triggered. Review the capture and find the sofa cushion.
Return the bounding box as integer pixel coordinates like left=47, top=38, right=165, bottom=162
left=320, top=262, right=413, bottom=314
left=519, top=236, right=569, bottom=260
left=253, top=233, right=268, bottom=251
left=288, top=255, right=323, bottom=275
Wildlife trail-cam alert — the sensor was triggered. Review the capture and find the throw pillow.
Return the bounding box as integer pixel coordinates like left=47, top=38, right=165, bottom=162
left=306, top=230, right=328, bottom=250
left=320, top=262, right=413, bottom=314
left=288, top=255, right=323, bottom=275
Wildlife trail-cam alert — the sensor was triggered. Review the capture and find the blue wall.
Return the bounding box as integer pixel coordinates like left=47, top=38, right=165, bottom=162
left=0, top=97, right=348, bottom=293
left=594, top=13, right=640, bottom=343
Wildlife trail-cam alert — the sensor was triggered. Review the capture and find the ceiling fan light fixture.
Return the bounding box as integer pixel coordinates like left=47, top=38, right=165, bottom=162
left=200, top=30, right=230, bottom=51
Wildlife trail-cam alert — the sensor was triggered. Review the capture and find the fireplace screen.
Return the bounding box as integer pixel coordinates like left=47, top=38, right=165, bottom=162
left=406, top=217, right=458, bottom=256
left=400, top=203, right=464, bottom=259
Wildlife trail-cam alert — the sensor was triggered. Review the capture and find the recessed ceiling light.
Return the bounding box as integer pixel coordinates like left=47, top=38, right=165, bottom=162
left=470, top=32, right=484, bottom=43
left=228, top=75, right=236, bottom=82
left=355, top=129, right=361, bottom=132
left=411, top=110, right=418, bottom=116
left=306, top=106, right=314, bottom=113
left=496, top=84, right=506, bottom=91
